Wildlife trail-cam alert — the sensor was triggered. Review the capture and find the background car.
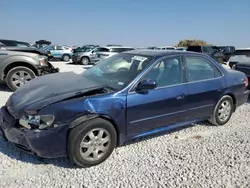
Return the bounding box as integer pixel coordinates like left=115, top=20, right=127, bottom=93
left=155, top=46, right=176, bottom=50
left=186, top=45, right=234, bottom=64
left=72, top=46, right=134, bottom=65
left=175, top=47, right=187, bottom=51
left=233, top=61, right=250, bottom=89
left=0, top=49, right=58, bottom=91
left=147, top=46, right=157, bottom=49
left=228, top=48, right=250, bottom=68
left=73, top=45, right=99, bottom=53
left=42, top=45, right=74, bottom=61
left=72, top=46, right=110, bottom=65
left=96, top=46, right=135, bottom=61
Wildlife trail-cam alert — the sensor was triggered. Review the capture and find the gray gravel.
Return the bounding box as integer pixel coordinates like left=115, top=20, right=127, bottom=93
left=0, top=62, right=250, bottom=188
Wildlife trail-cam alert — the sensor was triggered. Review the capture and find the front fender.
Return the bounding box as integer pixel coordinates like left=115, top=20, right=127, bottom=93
left=69, top=114, right=99, bottom=128
left=38, top=93, right=127, bottom=145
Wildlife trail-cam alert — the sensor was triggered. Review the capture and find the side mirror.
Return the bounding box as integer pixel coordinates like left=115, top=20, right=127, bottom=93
left=135, top=79, right=157, bottom=92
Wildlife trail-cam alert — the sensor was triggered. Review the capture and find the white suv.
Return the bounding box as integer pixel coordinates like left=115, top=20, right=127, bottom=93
left=155, top=46, right=176, bottom=50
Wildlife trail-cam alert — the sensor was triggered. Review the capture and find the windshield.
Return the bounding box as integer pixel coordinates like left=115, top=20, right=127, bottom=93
left=203, top=46, right=215, bottom=53
left=16, top=42, right=31, bottom=47
left=81, top=53, right=154, bottom=90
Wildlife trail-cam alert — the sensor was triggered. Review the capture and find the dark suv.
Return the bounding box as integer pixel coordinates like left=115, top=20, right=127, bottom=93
left=186, top=45, right=234, bottom=64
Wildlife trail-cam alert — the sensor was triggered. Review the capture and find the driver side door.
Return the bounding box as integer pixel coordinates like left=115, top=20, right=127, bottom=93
left=126, top=56, right=189, bottom=137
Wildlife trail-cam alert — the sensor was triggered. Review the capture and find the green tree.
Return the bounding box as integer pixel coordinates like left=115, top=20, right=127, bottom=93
left=177, top=39, right=211, bottom=47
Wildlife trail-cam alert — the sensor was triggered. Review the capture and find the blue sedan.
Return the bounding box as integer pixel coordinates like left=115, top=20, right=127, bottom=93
left=0, top=50, right=249, bottom=167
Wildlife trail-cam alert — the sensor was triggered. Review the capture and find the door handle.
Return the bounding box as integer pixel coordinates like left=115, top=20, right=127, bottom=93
left=176, top=94, right=185, bottom=100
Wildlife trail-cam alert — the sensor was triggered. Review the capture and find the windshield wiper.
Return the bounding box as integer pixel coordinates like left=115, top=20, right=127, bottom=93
left=103, top=86, right=116, bottom=91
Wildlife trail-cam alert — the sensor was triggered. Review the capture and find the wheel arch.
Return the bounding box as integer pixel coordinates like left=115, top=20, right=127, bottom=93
left=69, top=114, right=122, bottom=146
left=3, top=62, right=39, bottom=79
left=81, top=56, right=90, bottom=61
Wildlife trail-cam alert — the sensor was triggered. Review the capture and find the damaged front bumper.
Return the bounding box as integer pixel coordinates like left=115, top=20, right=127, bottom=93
left=39, top=62, right=60, bottom=76
left=0, top=106, right=68, bottom=158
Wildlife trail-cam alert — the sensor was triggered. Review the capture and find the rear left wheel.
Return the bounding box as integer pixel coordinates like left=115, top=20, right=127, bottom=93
left=209, top=95, right=234, bottom=126
left=67, top=118, right=117, bottom=168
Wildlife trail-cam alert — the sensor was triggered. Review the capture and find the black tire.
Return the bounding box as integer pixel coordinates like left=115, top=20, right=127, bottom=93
left=62, top=54, right=70, bottom=62
left=80, top=56, right=90, bottom=65
left=208, top=95, right=234, bottom=126
left=67, top=118, right=117, bottom=168
left=6, top=66, right=36, bottom=91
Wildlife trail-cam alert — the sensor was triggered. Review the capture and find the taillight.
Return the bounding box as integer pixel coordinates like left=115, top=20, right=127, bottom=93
left=244, top=77, right=249, bottom=87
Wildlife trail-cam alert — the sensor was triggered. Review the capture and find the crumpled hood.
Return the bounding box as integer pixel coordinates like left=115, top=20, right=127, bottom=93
left=6, top=71, right=104, bottom=118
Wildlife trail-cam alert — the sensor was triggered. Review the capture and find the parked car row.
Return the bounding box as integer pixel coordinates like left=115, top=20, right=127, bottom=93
left=1, top=38, right=250, bottom=92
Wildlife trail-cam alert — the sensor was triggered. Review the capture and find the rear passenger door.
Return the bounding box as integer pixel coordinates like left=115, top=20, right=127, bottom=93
left=183, top=55, right=226, bottom=120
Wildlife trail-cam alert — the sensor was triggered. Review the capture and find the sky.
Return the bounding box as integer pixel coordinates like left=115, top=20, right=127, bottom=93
left=1, top=0, right=250, bottom=48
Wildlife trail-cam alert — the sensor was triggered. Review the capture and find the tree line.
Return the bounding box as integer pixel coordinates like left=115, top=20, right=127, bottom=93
left=177, top=39, right=211, bottom=47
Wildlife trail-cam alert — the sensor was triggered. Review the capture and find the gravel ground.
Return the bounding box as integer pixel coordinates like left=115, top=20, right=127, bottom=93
left=0, top=62, right=250, bottom=188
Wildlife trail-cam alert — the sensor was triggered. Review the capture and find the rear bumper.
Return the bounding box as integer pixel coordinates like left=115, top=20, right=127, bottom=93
left=235, top=90, right=250, bottom=107
left=0, top=106, right=68, bottom=158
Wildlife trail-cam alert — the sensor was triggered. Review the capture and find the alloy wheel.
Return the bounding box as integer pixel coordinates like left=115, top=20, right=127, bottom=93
left=79, top=128, right=111, bottom=162
left=11, top=71, right=32, bottom=88
left=218, top=100, right=232, bottom=122
left=63, top=55, right=70, bottom=61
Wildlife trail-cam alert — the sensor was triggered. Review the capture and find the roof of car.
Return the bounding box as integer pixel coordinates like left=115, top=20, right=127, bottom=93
left=106, top=46, right=134, bottom=49
left=122, top=49, right=199, bottom=57
left=236, top=48, right=250, bottom=50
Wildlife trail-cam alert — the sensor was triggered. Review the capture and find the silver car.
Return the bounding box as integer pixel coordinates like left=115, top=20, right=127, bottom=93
left=72, top=46, right=134, bottom=65
left=96, top=46, right=134, bottom=61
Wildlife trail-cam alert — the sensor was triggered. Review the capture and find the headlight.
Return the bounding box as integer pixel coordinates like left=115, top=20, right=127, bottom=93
left=19, top=115, right=55, bottom=130
left=37, top=55, right=48, bottom=66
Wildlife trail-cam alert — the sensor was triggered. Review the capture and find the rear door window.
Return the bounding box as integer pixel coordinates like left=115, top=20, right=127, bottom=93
left=56, top=46, right=63, bottom=50
left=184, top=56, right=222, bottom=82
left=94, top=47, right=110, bottom=52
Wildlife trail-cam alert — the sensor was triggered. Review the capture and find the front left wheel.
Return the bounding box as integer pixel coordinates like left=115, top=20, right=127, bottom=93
left=6, top=66, right=36, bottom=91
left=67, top=118, right=117, bottom=168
